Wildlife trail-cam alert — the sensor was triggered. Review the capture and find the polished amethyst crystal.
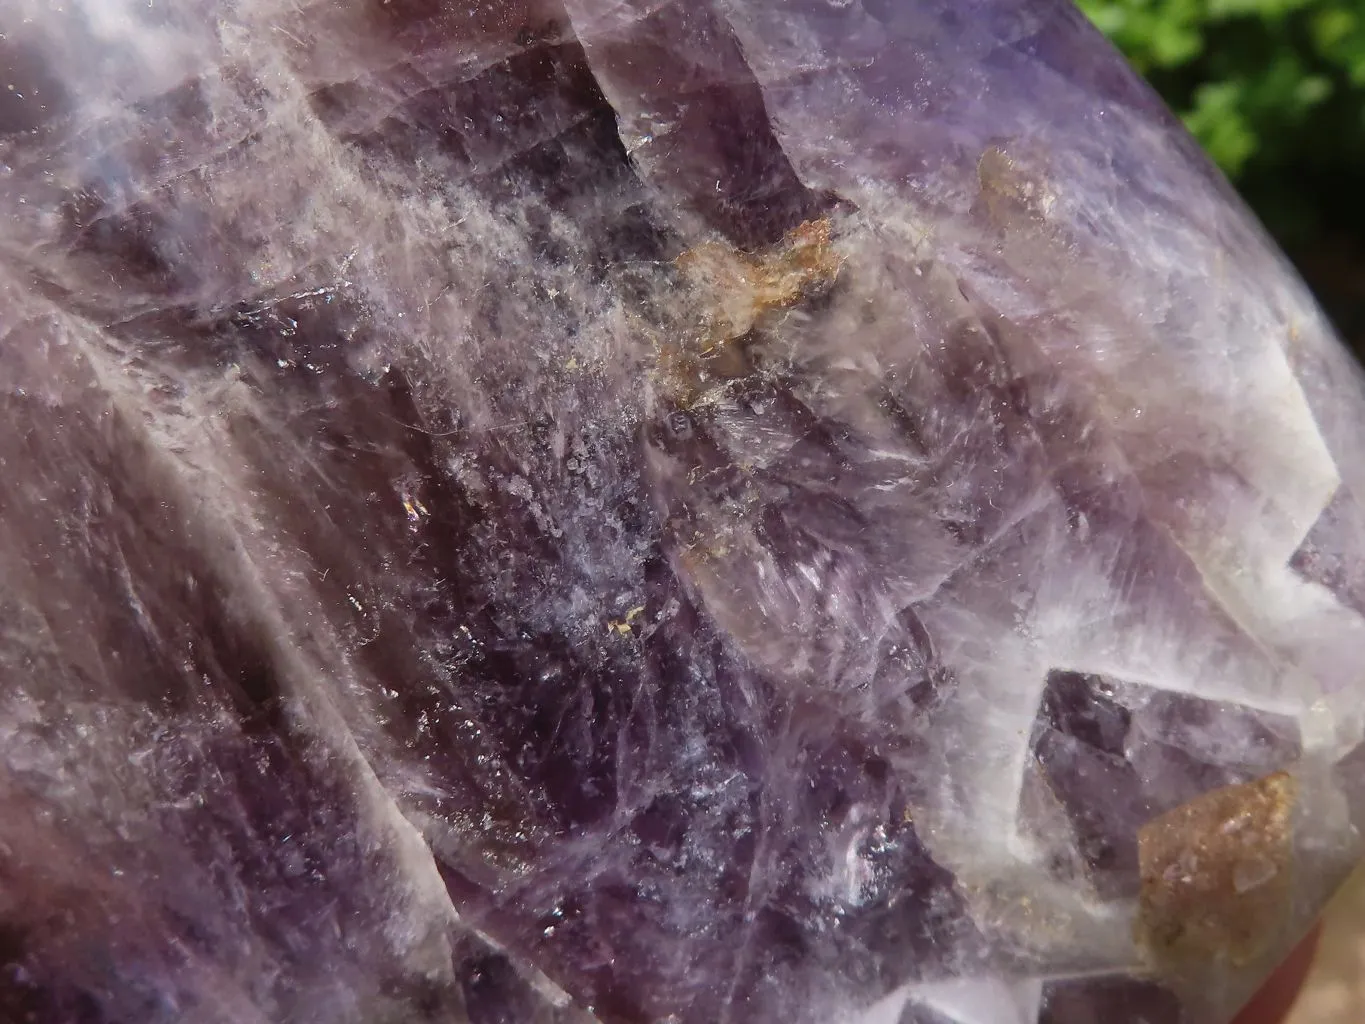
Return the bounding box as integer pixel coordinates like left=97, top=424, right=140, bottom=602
left=2, top=2, right=1363, bottom=1022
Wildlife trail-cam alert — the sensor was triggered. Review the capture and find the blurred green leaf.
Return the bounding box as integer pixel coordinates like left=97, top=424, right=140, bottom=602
left=1150, top=17, right=1206, bottom=65
left=1081, top=0, right=1365, bottom=249
left=1082, top=0, right=1365, bottom=172
left=1206, top=0, right=1315, bottom=21
left=1080, top=0, right=1365, bottom=341
left=1293, top=72, right=1333, bottom=105
left=1183, top=80, right=1259, bottom=174
left=1310, top=7, right=1356, bottom=49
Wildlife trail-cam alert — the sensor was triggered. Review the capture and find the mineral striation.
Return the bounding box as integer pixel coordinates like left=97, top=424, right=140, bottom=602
left=1, top=1, right=1363, bottom=1022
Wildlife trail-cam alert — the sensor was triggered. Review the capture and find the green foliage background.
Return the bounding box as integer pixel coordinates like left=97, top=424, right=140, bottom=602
left=1079, top=0, right=1365, bottom=340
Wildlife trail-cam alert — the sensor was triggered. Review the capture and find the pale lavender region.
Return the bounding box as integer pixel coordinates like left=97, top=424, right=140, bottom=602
left=1, top=2, right=1363, bottom=1023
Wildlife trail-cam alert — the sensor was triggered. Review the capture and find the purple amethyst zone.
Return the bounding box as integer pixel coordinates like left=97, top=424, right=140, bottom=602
left=1, top=2, right=1364, bottom=1023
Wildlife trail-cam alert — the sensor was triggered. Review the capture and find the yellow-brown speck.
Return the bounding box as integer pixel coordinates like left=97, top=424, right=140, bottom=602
left=675, top=217, right=843, bottom=340
left=977, top=147, right=1057, bottom=223
left=1135, top=771, right=1296, bottom=972
left=606, top=605, right=648, bottom=636
left=655, top=217, right=844, bottom=404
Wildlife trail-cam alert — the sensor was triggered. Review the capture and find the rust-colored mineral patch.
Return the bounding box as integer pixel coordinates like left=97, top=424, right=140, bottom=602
left=1135, top=771, right=1296, bottom=971
left=650, top=217, right=843, bottom=407
left=674, top=216, right=843, bottom=343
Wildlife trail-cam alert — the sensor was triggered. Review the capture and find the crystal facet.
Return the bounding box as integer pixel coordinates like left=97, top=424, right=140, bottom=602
left=1, top=2, right=1363, bottom=1022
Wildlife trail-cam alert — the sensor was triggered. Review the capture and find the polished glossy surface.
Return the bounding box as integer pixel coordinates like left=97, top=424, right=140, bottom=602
left=1, top=2, right=1363, bottom=1022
